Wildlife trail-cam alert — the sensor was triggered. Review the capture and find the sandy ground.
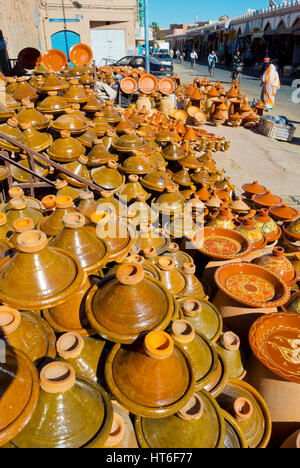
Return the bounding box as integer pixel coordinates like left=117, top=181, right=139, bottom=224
left=174, top=62, right=300, bottom=206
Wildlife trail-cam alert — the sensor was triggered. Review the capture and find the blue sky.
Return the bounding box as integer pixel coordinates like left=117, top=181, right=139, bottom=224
left=149, top=0, right=269, bottom=29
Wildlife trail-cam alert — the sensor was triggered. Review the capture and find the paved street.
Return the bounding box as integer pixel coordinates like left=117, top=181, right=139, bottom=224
left=173, top=61, right=300, bottom=206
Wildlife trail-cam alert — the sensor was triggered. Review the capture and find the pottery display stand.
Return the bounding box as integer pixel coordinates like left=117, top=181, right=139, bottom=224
left=212, top=290, right=277, bottom=356
left=245, top=354, right=300, bottom=448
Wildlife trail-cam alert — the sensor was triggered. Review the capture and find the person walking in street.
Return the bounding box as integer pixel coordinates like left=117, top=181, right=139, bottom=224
left=208, top=50, right=218, bottom=77
left=261, top=60, right=281, bottom=112
left=190, top=50, right=198, bottom=69
left=231, top=51, right=244, bottom=82
left=176, top=49, right=180, bottom=61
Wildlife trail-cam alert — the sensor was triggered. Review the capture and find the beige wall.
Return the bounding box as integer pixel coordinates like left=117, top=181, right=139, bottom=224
left=0, top=0, right=40, bottom=59
left=38, top=0, right=136, bottom=54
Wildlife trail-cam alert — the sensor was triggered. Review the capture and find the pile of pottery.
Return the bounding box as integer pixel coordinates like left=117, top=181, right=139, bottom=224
left=0, top=46, right=299, bottom=449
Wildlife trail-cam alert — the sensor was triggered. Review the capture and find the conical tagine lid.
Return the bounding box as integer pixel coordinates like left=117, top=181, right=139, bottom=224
left=105, top=330, right=195, bottom=417
left=0, top=230, right=84, bottom=309
left=12, top=362, right=113, bottom=448
left=86, top=263, right=174, bottom=344
left=47, top=130, right=86, bottom=162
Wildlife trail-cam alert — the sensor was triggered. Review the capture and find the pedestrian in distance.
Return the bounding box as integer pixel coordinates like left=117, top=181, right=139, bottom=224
left=260, top=59, right=281, bottom=112
left=208, top=50, right=218, bottom=77
left=190, top=50, right=198, bottom=69
left=231, top=51, right=244, bottom=83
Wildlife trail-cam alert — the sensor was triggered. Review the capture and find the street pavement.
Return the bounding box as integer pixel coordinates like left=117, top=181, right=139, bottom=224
left=173, top=61, right=300, bottom=206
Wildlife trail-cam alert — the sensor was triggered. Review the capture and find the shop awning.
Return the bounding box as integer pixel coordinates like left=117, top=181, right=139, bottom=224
left=264, top=28, right=292, bottom=36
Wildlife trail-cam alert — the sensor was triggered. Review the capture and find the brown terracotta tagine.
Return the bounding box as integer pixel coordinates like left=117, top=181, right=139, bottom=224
left=47, top=130, right=86, bottom=162
left=39, top=195, right=76, bottom=237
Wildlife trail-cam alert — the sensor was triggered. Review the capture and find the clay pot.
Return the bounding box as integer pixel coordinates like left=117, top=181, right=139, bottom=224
left=0, top=306, right=56, bottom=366
left=235, top=219, right=266, bottom=251
left=141, top=166, right=171, bottom=192
left=115, top=115, right=137, bottom=134
left=221, top=410, right=248, bottom=448
left=217, top=379, right=271, bottom=448
left=281, top=430, right=300, bottom=448
left=96, top=190, right=126, bottom=218
left=270, top=204, right=299, bottom=222
left=21, top=122, right=53, bottom=152
left=253, top=246, right=297, bottom=286
left=171, top=167, right=193, bottom=187
left=39, top=195, right=76, bottom=237
left=48, top=130, right=86, bottom=162
left=0, top=230, right=84, bottom=310
left=242, top=180, right=267, bottom=198
left=57, top=332, right=106, bottom=383
left=161, top=242, right=194, bottom=270
left=214, top=331, right=246, bottom=380
left=104, top=405, right=139, bottom=448
left=51, top=109, right=88, bottom=135
left=11, top=362, right=113, bottom=448
left=93, top=114, right=111, bottom=136
left=102, top=103, right=121, bottom=124
left=12, top=77, right=38, bottom=102
left=86, top=263, right=174, bottom=344
left=156, top=257, right=187, bottom=297
left=0, top=118, right=25, bottom=152
left=134, top=223, right=169, bottom=255
left=60, top=155, right=92, bottom=188
left=0, top=346, right=39, bottom=447
left=0, top=102, right=14, bottom=122
left=63, top=79, right=87, bottom=104
left=208, top=207, right=235, bottom=230
left=37, top=91, right=69, bottom=114
left=229, top=198, right=250, bottom=215
left=252, top=190, right=283, bottom=209
left=5, top=197, right=43, bottom=230
left=120, top=154, right=156, bottom=175
left=253, top=209, right=281, bottom=243
left=171, top=320, right=219, bottom=390
left=16, top=102, right=49, bottom=130
left=82, top=90, right=103, bottom=113
left=135, top=390, right=225, bottom=447
left=153, top=184, right=186, bottom=217
left=117, top=175, right=150, bottom=204
left=51, top=212, right=110, bottom=274
left=112, top=133, right=145, bottom=153
left=178, top=297, right=222, bottom=343
left=38, top=71, right=68, bottom=93
left=181, top=263, right=206, bottom=299
left=162, top=143, right=185, bottom=162
left=91, top=161, right=124, bottom=193
left=105, top=330, right=195, bottom=417
left=283, top=217, right=300, bottom=242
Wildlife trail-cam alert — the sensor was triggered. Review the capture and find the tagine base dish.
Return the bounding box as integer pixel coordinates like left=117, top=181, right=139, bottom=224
left=193, top=228, right=251, bottom=260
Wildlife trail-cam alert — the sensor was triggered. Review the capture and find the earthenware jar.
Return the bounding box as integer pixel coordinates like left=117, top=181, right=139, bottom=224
left=0, top=230, right=84, bottom=310
left=16, top=101, right=49, bottom=130
left=217, top=379, right=271, bottom=448
left=51, top=212, right=110, bottom=274
left=0, top=306, right=56, bottom=366
left=57, top=332, right=106, bottom=384
left=171, top=320, right=219, bottom=390
left=0, top=346, right=39, bottom=447
left=60, top=155, right=92, bottom=188
left=39, top=195, right=76, bottom=236
left=135, top=390, right=225, bottom=447
left=91, top=160, right=124, bottom=193
left=5, top=197, right=43, bottom=230
left=253, top=246, right=297, bottom=286
left=48, top=130, right=85, bottom=162
left=253, top=208, right=281, bottom=243
left=44, top=274, right=94, bottom=336
left=214, top=332, right=246, bottom=380
left=37, top=91, right=69, bottom=114
left=178, top=298, right=222, bottom=344
left=11, top=362, right=113, bottom=448
left=0, top=118, right=25, bottom=152
left=105, top=330, right=195, bottom=417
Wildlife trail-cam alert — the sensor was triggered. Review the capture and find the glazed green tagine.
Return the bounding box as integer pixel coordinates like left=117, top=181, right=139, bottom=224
left=105, top=330, right=195, bottom=417
left=56, top=332, right=106, bottom=384
left=217, top=379, right=272, bottom=448
left=161, top=242, right=194, bottom=270
left=5, top=197, right=43, bottom=230
left=0, top=306, right=56, bottom=367
left=86, top=263, right=175, bottom=344
left=178, top=297, right=223, bottom=344
left=50, top=212, right=110, bottom=274
left=170, top=320, right=219, bottom=391
left=222, top=410, right=248, bottom=448
left=39, top=195, right=76, bottom=237
left=214, top=331, right=246, bottom=380
left=12, top=362, right=113, bottom=448
left=135, top=390, right=225, bottom=448
left=47, top=130, right=86, bottom=163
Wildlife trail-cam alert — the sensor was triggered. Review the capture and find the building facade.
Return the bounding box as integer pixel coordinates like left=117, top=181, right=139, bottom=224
left=166, top=1, right=300, bottom=69
left=0, top=0, right=137, bottom=72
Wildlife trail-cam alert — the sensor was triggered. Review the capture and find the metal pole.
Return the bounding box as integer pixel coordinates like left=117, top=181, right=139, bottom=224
left=144, top=0, right=150, bottom=73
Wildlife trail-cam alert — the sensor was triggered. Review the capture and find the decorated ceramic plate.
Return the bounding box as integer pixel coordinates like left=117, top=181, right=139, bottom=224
left=120, top=77, right=138, bottom=94
left=192, top=228, right=251, bottom=260
left=249, top=312, right=300, bottom=383
left=42, top=49, right=68, bottom=72
left=69, top=43, right=93, bottom=66
left=214, top=263, right=290, bottom=308
left=138, top=74, right=158, bottom=94
left=158, top=77, right=175, bottom=95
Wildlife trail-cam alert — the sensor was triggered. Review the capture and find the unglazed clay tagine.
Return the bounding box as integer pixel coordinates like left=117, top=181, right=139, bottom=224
left=135, top=390, right=225, bottom=448
left=249, top=312, right=300, bottom=384
left=192, top=227, right=251, bottom=260
left=86, top=263, right=174, bottom=344
left=214, top=262, right=290, bottom=309
left=178, top=297, right=222, bottom=343
left=11, top=362, right=113, bottom=448
left=0, top=346, right=39, bottom=447
left=105, top=331, right=195, bottom=417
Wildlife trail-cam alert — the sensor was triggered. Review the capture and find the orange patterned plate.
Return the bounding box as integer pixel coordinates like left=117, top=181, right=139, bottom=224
left=42, top=49, right=68, bottom=72
left=158, top=77, right=175, bottom=95
left=138, top=74, right=158, bottom=94
left=249, top=312, right=300, bottom=383
left=192, top=227, right=251, bottom=260
left=69, top=43, right=93, bottom=66
left=120, top=77, right=138, bottom=94
left=214, top=263, right=290, bottom=308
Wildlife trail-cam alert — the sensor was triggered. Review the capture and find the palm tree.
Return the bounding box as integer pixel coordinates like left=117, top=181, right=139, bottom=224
left=150, top=21, right=160, bottom=40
